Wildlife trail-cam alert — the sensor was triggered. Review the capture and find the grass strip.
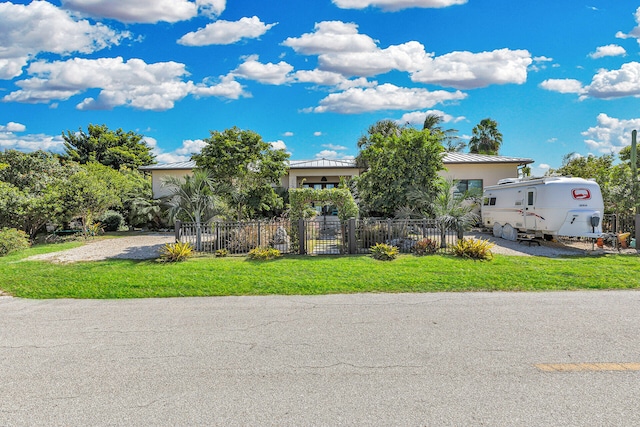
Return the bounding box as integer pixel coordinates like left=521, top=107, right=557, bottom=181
left=1, top=247, right=638, bottom=298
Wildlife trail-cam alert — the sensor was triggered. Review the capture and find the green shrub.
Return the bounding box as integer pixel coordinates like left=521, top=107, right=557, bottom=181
left=160, top=241, right=193, bottom=262
left=413, top=238, right=438, bottom=256
left=247, top=246, right=281, bottom=260
left=98, top=210, right=124, bottom=232
left=82, top=222, right=104, bottom=239
left=370, top=243, right=399, bottom=261
left=0, top=227, right=30, bottom=257
left=215, top=248, right=229, bottom=257
left=451, top=238, right=494, bottom=260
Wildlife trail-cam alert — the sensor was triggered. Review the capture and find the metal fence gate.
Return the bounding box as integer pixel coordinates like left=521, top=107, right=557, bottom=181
left=303, top=217, right=346, bottom=255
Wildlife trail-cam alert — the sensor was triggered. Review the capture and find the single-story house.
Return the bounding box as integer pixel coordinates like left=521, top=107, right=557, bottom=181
left=140, top=153, right=534, bottom=199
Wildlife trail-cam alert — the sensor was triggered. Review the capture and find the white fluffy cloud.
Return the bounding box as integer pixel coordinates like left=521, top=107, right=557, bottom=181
left=4, top=57, right=246, bottom=110
left=586, top=62, right=640, bottom=98
left=332, top=0, right=467, bottom=11
left=284, top=21, right=532, bottom=89
left=314, top=149, right=354, bottom=160
left=410, top=49, right=532, bottom=89
left=582, top=113, right=640, bottom=154
left=309, top=83, right=466, bottom=114
left=0, top=123, right=65, bottom=152
left=615, top=6, right=640, bottom=45
left=292, top=69, right=375, bottom=90
left=397, top=109, right=465, bottom=126
left=0, top=122, right=27, bottom=132
left=589, top=44, right=626, bottom=59
left=270, top=140, right=287, bottom=150
left=542, top=62, right=640, bottom=99
left=178, top=16, right=277, bottom=46
left=232, top=55, right=294, bottom=85
left=539, top=79, right=584, bottom=94
left=149, top=138, right=208, bottom=163
left=0, top=1, right=128, bottom=79
left=283, top=21, right=378, bottom=55
left=61, top=0, right=225, bottom=23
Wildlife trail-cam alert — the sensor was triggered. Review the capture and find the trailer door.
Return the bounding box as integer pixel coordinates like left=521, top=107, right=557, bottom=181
left=524, top=187, right=536, bottom=230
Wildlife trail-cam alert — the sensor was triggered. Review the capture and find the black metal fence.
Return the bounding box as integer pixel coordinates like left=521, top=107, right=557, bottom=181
left=176, top=217, right=459, bottom=255
left=176, top=220, right=295, bottom=254
left=603, top=213, right=636, bottom=236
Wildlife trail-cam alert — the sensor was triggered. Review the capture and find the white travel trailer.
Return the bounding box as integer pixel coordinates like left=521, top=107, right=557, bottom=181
left=482, top=177, right=604, bottom=241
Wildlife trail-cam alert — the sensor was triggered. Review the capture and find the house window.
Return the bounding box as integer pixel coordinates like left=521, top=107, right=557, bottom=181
left=455, top=179, right=483, bottom=196
left=302, top=182, right=336, bottom=189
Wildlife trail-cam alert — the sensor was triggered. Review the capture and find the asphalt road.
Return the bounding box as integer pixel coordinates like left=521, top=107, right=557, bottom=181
left=1, top=291, right=640, bottom=426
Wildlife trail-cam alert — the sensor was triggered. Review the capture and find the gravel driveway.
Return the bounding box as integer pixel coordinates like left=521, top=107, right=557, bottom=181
left=26, top=233, right=175, bottom=263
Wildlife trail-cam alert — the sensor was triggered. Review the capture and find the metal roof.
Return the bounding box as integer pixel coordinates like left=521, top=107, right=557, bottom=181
left=289, top=158, right=357, bottom=169
left=140, top=154, right=533, bottom=171
left=139, top=160, right=196, bottom=170
left=443, top=152, right=533, bottom=165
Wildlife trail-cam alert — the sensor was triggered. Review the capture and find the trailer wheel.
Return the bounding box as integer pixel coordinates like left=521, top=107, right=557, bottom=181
left=502, top=224, right=518, bottom=241
left=492, top=223, right=503, bottom=238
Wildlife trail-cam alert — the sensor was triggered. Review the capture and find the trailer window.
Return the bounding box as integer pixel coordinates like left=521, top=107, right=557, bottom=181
left=483, top=197, right=496, bottom=206
left=527, top=191, right=534, bottom=206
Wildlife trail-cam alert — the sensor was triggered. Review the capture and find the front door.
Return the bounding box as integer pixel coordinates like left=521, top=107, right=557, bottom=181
left=524, top=187, right=536, bottom=230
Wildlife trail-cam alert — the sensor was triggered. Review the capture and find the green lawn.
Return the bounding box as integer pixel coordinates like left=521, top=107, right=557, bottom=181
left=0, top=243, right=638, bottom=299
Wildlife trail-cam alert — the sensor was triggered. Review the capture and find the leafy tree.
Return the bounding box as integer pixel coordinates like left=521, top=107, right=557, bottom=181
left=191, top=127, right=289, bottom=220
left=62, top=124, right=155, bottom=170
left=423, top=113, right=465, bottom=152
left=0, top=150, right=69, bottom=192
left=356, top=124, right=445, bottom=217
left=548, top=153, right=613, bottom=184
left=357, top=120, right=403, bottom=150
left=58, top=163, right=122, bottom=233
left=0, top=150, right=72, bottom=237
left=468, top=118, right=503, bottom=155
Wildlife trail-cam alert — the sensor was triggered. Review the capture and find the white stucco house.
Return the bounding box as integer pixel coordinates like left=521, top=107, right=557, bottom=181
left=140, top=153, right=533, bottom=199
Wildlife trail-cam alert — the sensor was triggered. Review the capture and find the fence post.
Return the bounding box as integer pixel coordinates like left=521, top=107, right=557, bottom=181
left=636, top=214, right=640, bottom=250
left=174, top=220, right=181, bottom=243
left=348, top=218, right=356, bottom=254
left=257, top=222, right=261, bottom=247
left=298, top=219, right=306, bottom=255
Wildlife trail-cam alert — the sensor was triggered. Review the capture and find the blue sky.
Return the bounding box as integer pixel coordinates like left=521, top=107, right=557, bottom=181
left=2, top=0, right=640, bottom=175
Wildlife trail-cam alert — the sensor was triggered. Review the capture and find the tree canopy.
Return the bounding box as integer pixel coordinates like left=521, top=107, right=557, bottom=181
left=356, top=122, right=445, bottom=217
left=62, top=124, right=156, bottom=170
left=192, top=127, right=290, bottom=220
left=468, top=118, right=503, bottom=155
left=0, top=149, right=155, bottom=237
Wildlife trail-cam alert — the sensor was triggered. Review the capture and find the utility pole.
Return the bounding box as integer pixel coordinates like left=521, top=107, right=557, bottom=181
left=632, top=130, right=639, bottom=248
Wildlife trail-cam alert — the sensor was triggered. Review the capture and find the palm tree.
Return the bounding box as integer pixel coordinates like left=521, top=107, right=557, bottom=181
left=402, top=178, right=479, bottom=247
left=422, top=113, right=465, bottom=152
left=468, top=118, right=503, bottom=155
left=162, top=169, right=224, bottom=250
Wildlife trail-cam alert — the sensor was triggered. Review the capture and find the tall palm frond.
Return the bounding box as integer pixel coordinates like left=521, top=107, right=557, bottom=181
left=162, top=169, right=223, bottom=225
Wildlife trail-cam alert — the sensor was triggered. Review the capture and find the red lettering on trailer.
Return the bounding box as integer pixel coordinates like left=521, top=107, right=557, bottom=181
left=572, top=188, right=591, bottom=200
